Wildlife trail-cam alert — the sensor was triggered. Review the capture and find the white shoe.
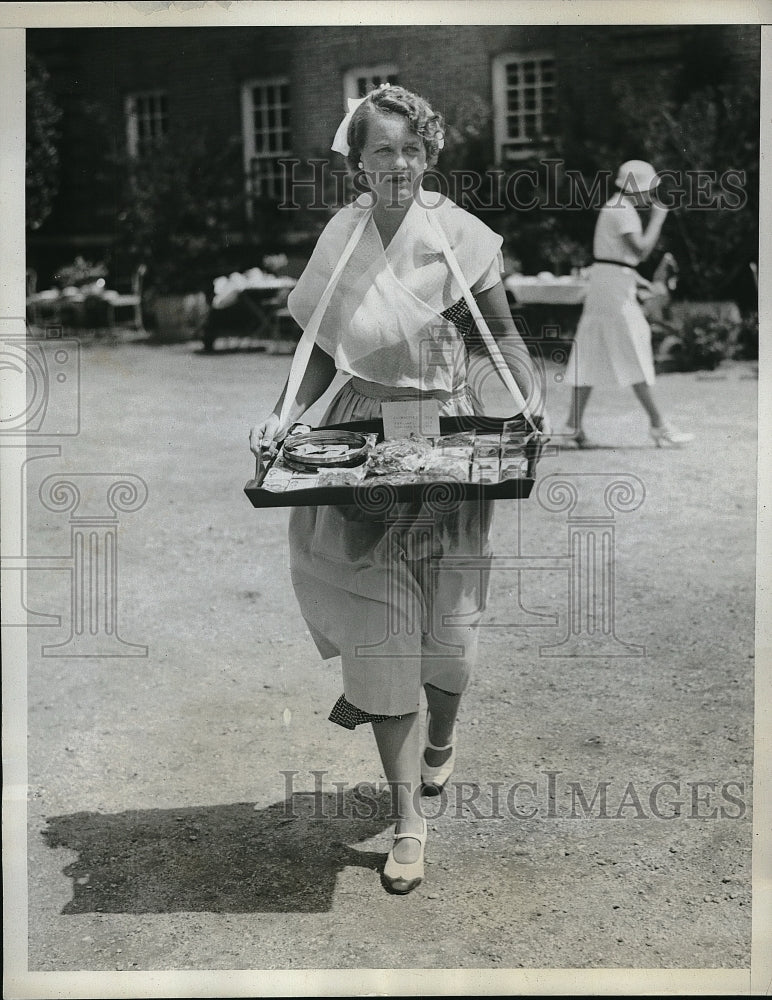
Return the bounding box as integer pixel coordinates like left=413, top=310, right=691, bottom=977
left=650, top=424, right=694, bottom=447
left=383, top=817, right=427, bottom=894
left=558, top=426, right=596, bottom=449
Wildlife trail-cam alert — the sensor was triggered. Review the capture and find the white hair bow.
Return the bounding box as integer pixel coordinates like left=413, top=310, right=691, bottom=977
left=330, top=82, right=391, bottom=157
left=330, top=96, right=367, bottom=157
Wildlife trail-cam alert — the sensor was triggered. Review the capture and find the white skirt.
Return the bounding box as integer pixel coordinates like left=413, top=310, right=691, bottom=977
left=565, top=263, right=655, bottom=388
left=288, top=379, right=493, bottom=717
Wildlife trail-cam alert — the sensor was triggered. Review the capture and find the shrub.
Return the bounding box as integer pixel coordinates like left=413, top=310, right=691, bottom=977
left=734, top=310, right=759, bottom=361
left=113, top=131, right=247, bottom=295
left=655, top=308, right=740, bottom=372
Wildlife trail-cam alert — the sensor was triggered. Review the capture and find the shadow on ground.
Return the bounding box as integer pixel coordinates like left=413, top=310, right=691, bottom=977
left=42, top=788, right=393, bottom=915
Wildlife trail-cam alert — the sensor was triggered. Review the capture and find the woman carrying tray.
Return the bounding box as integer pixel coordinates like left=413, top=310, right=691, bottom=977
left=250, top=85, right=547, bottom=894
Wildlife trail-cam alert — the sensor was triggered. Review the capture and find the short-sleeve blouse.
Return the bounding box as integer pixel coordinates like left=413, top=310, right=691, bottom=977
left=593, top=194, right=643, bottom=266
left=286, top=189, right=504, bottom=391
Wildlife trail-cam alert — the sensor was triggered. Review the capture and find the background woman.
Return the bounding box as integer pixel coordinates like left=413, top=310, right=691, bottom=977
left=563, top=159, right=694, bottom=448
left=250, top=85, right=546, bottom=894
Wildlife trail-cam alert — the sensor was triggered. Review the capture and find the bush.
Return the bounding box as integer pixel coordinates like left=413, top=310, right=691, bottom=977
left=653, top=305, right=741, bottom=372
left=734, top=310, right=759, bottom=361
left=114, top=131, right=247, bottom=295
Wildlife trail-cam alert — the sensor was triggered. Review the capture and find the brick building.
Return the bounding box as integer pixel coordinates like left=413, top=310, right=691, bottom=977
left=26, top=24, right=760, bottom=288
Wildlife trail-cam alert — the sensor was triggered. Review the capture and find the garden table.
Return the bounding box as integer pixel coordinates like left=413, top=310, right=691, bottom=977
left=204, top=274, right=298, bottom=352
left=504, top=274, right=588, bottom=306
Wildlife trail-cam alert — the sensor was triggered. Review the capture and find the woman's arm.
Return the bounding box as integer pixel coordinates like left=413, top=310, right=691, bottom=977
left=271, top=342, right=337, bottom=424
left=249, top=343, right=337, bottom=456
left=622, top=203, right=669, bottom=262
left=471, top=279, right=547, bottom=424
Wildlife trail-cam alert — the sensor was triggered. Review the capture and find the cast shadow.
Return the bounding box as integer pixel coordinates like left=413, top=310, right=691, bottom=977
left=41, top=787, right=393, bottom=915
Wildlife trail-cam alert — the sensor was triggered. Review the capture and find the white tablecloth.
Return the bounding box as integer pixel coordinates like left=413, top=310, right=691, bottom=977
left=504, top=275, right=588, bottom=306
left=212, top=272, right=296, bottom=310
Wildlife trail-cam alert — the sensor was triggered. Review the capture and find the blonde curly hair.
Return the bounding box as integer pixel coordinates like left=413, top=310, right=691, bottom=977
left=345, top=85, right=445, bottom=174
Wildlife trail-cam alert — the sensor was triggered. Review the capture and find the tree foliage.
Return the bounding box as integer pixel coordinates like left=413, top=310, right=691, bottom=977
left=26, top=50, right=62, bottom=232
left=114, top=132, right=247, bottom=295
left=613, top=78, right=759, bottom=302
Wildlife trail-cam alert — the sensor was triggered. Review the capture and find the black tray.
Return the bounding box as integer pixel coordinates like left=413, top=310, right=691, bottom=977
left=244, top=414, right=546, bottom=510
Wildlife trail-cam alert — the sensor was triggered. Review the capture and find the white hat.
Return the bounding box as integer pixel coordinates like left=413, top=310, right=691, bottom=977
left=615, top=159, right=659, bottom=194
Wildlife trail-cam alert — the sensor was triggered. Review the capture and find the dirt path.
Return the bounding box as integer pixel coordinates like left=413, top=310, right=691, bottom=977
left=18, top=341, right=756, bottom=981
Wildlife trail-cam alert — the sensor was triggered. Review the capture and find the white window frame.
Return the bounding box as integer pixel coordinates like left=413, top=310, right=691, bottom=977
left=492, top=52, right=556, bottom=162
left=125, top=90, right=169, bottom=158
left=342, top=64, right=399, bottom=103
left=241, top=76, right=292, bottom=202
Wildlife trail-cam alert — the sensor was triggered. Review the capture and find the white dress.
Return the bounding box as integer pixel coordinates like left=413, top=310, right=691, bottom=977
left=565, top=194, right=656, bottom=388
left=284, top=191, right=504, bottom=723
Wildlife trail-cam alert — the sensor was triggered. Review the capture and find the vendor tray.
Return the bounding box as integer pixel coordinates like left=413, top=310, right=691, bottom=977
left=244, top=414, right=546, bottom=509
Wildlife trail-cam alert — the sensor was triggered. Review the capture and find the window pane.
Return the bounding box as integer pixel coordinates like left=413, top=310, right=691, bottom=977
left=248, top=78, right=292, bottom=196
left=497, top=56, right=556, bottom=154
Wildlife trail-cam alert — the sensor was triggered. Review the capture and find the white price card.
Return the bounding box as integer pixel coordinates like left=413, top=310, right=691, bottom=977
left=381, top=399, right=441, bottom=439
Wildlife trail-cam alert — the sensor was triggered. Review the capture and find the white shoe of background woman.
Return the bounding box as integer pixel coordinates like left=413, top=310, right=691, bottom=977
left=650, top=424, right=694, bottom=447
left=559, top=426, right=596, bottom=449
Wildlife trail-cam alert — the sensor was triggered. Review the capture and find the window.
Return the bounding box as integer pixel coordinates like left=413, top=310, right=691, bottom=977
left=241, top=77, right=292, bottom=201
left=125, top=91, right=169, bottom=158
left=492, top=53, right=556, bottom=161
left=343, top=64, right=399, bottom=102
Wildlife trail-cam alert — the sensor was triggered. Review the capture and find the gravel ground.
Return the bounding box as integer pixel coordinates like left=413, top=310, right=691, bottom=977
left=8, top=337, right=760, bottom=994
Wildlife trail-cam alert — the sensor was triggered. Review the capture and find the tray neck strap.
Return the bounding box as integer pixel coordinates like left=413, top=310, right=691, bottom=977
left=426, top=211, right=535, bottom=429
left=279, top=208, right=372, bottom=428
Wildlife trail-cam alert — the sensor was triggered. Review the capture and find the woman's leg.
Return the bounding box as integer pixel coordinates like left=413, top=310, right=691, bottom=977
left=632, top=381, right=664, bottom=428
left=424, top=682, right=460, bottom=767
left=371, top=712, right=424, bottom=862
left=568, top=385, right=593, bottom=429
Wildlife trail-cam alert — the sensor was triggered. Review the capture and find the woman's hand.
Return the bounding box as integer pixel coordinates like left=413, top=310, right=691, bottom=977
left=537, top=410, right=553, bottom=439
left=249, top=413, right=285, bottom=458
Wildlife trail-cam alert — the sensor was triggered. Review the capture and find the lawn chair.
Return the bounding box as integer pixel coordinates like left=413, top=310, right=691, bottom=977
left=103, top=264, right=146, bottom=329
